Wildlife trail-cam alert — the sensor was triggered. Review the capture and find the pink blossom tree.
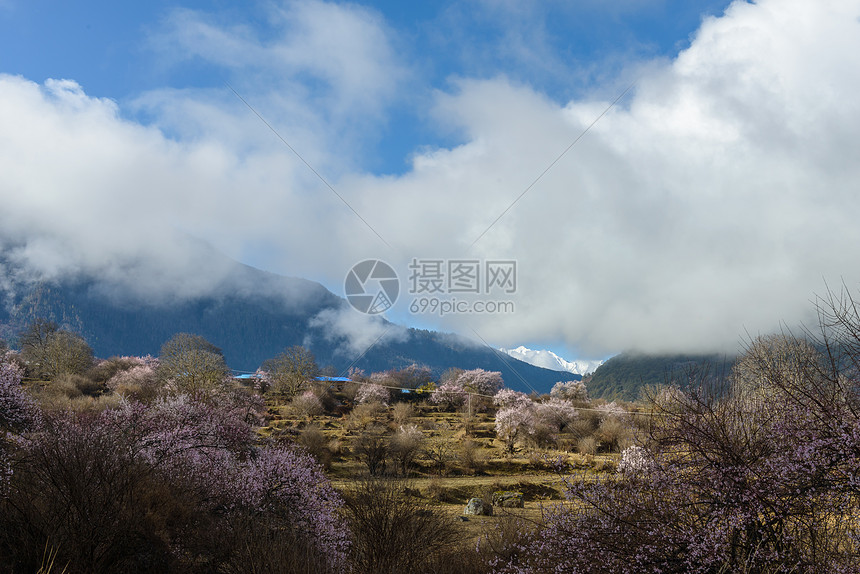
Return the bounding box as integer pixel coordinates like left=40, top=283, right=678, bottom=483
left=493, top=388, right=530, bottom=409
left=106, top=361, right=161, bottom=399
left=494, top=401, right=536, bottom=455
left=1, top=361, right=40, bottom=435
left=355, top=382, right=391, bottom=406
left=455, top=368, right=503, bottom=396
left=1, top=392, right=348, bottom=572
left=493, top=290, right=860, bottom=573
left=534, top=397, right=579, bottom=433
left=429, top=380, right=467, bottom=409
left=1, top=361, right=41, bottom=495
left=292, top=389, right=325, bottom=417
left=595, top=400, right=628, bottom=421
left=550, top=379, right=589, bottom=402
left=617, top=445, right=655, bottom=476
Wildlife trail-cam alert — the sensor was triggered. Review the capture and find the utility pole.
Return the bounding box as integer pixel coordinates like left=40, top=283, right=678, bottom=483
left=467, top=392, right=473, bottom=436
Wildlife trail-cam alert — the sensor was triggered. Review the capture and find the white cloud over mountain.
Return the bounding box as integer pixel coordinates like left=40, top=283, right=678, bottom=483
left=2, top=0, right=860, bottom=358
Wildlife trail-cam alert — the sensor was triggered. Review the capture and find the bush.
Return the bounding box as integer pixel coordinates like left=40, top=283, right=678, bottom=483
left=347, top=401, right=385, bottom=431
left=474, top=514, right=536, bottom=569
left=389, top=424, right=424, bottom=476
left=291, top=390, right=324, bottom=418
left=66, top=393, right=123, bottom=413
left=577, top=436, right=598, bottom=455
left=343, top=478, right=460, bottom=574
left=459, top=439, right=485, bottom=473
left=571, top=409, right=601, bottom=438
left=354, top=428, right=389, bottom=476
left=595, top=415, right=630, bottom=452
left=44, top=373, right=84, bottom=399
left=392, top=401, right=414, bottom=425
left=298, top=424, right=332, bottom=469
left=0, top=396, right=349, bottom=573
left=56, top=372, right=104, bottom=397
left=87, top=356, right=149, bottom=384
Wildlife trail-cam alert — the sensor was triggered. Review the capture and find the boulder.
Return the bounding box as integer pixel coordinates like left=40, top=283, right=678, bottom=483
left=464, top=497, right=493, bottom=516
left=492, top=491, right=524, bottom=508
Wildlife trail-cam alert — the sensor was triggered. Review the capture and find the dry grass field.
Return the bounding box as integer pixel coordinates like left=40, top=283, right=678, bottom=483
left=260, top=387, right=623, bottom=548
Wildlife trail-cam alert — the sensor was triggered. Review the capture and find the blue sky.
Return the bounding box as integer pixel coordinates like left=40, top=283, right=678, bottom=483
left=2, top=0, right=860, bottom=364
left=1, top=0, right=731, bottom=175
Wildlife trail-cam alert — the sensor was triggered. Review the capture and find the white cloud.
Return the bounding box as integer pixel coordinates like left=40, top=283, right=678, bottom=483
left=150, top=1, right=408, bottom=133
left=2, top=0, right=860, bottom=358
left=309, top=307, right=408, bottom=357
left=355, top=0, right=860, bottom=355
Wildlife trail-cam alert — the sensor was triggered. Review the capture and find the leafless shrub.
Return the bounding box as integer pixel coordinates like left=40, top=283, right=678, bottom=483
left=595, top=416, right=631, bottom=452
left=474, top=514, right=537, bottom=568
left=107, top=365, right=162, bottom=403
left=45, top=373, right=85, bottom=399
left=0, top=416, right=198, bottom=572
left=591, top=456, right=618, bottom=472
left=389, top=424, right=424, bottom=476
left=555, top=433, right=578, bottom=452
left=424, top=436, right=455, bottom=476
left=67, top=394, right=122, bottom=413
left=354, top=428, right=389, bottom=476
left=459, top=439, right=485, bottom=473
left=392, top=401, right=414, bottom=425
left=577, top=436, right=598, bottom=455
left=343, top=478, right=461, bottom=574
left=526, top=422, right=557, bottom=449
left=298, top=424, right=332, bottom=469
left=571, top=409, right=601, bottom=437
left=341, top=381, right=360, bottom=402
left=87, top=356, right=142, bottom=384
left=347, top=402, right=385, bottom=431
left=219, top=513, right=336, bottom=574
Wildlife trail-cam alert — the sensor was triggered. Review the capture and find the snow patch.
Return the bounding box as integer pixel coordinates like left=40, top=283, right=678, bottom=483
left=501, top=346, right=604, bottom=376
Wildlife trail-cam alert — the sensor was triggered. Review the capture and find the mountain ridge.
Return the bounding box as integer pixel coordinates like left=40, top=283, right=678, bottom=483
left=0, top=255, right=579, bottom=394
left=586, top=351, right=735, bottom=401
left=500, top=345, right=605, bottom=376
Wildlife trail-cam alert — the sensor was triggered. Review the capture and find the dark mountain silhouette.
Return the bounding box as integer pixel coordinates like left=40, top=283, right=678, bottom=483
left=0, top=256, right=577, bottom=395
left=586, top=351, right=735, bottom=401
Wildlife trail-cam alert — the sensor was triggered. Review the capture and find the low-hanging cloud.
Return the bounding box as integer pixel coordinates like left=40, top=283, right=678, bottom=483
left=2, top=0, right=859, bottom=358
left=308, top=307, right=409, bottom=358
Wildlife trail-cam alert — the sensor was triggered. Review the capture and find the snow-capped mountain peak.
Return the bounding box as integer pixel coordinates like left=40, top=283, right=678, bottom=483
left=501, top=346, right=604, bottom=376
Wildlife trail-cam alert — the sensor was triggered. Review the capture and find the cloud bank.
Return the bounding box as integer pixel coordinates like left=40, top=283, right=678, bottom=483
left=2, top=0, right=860, bottom=358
